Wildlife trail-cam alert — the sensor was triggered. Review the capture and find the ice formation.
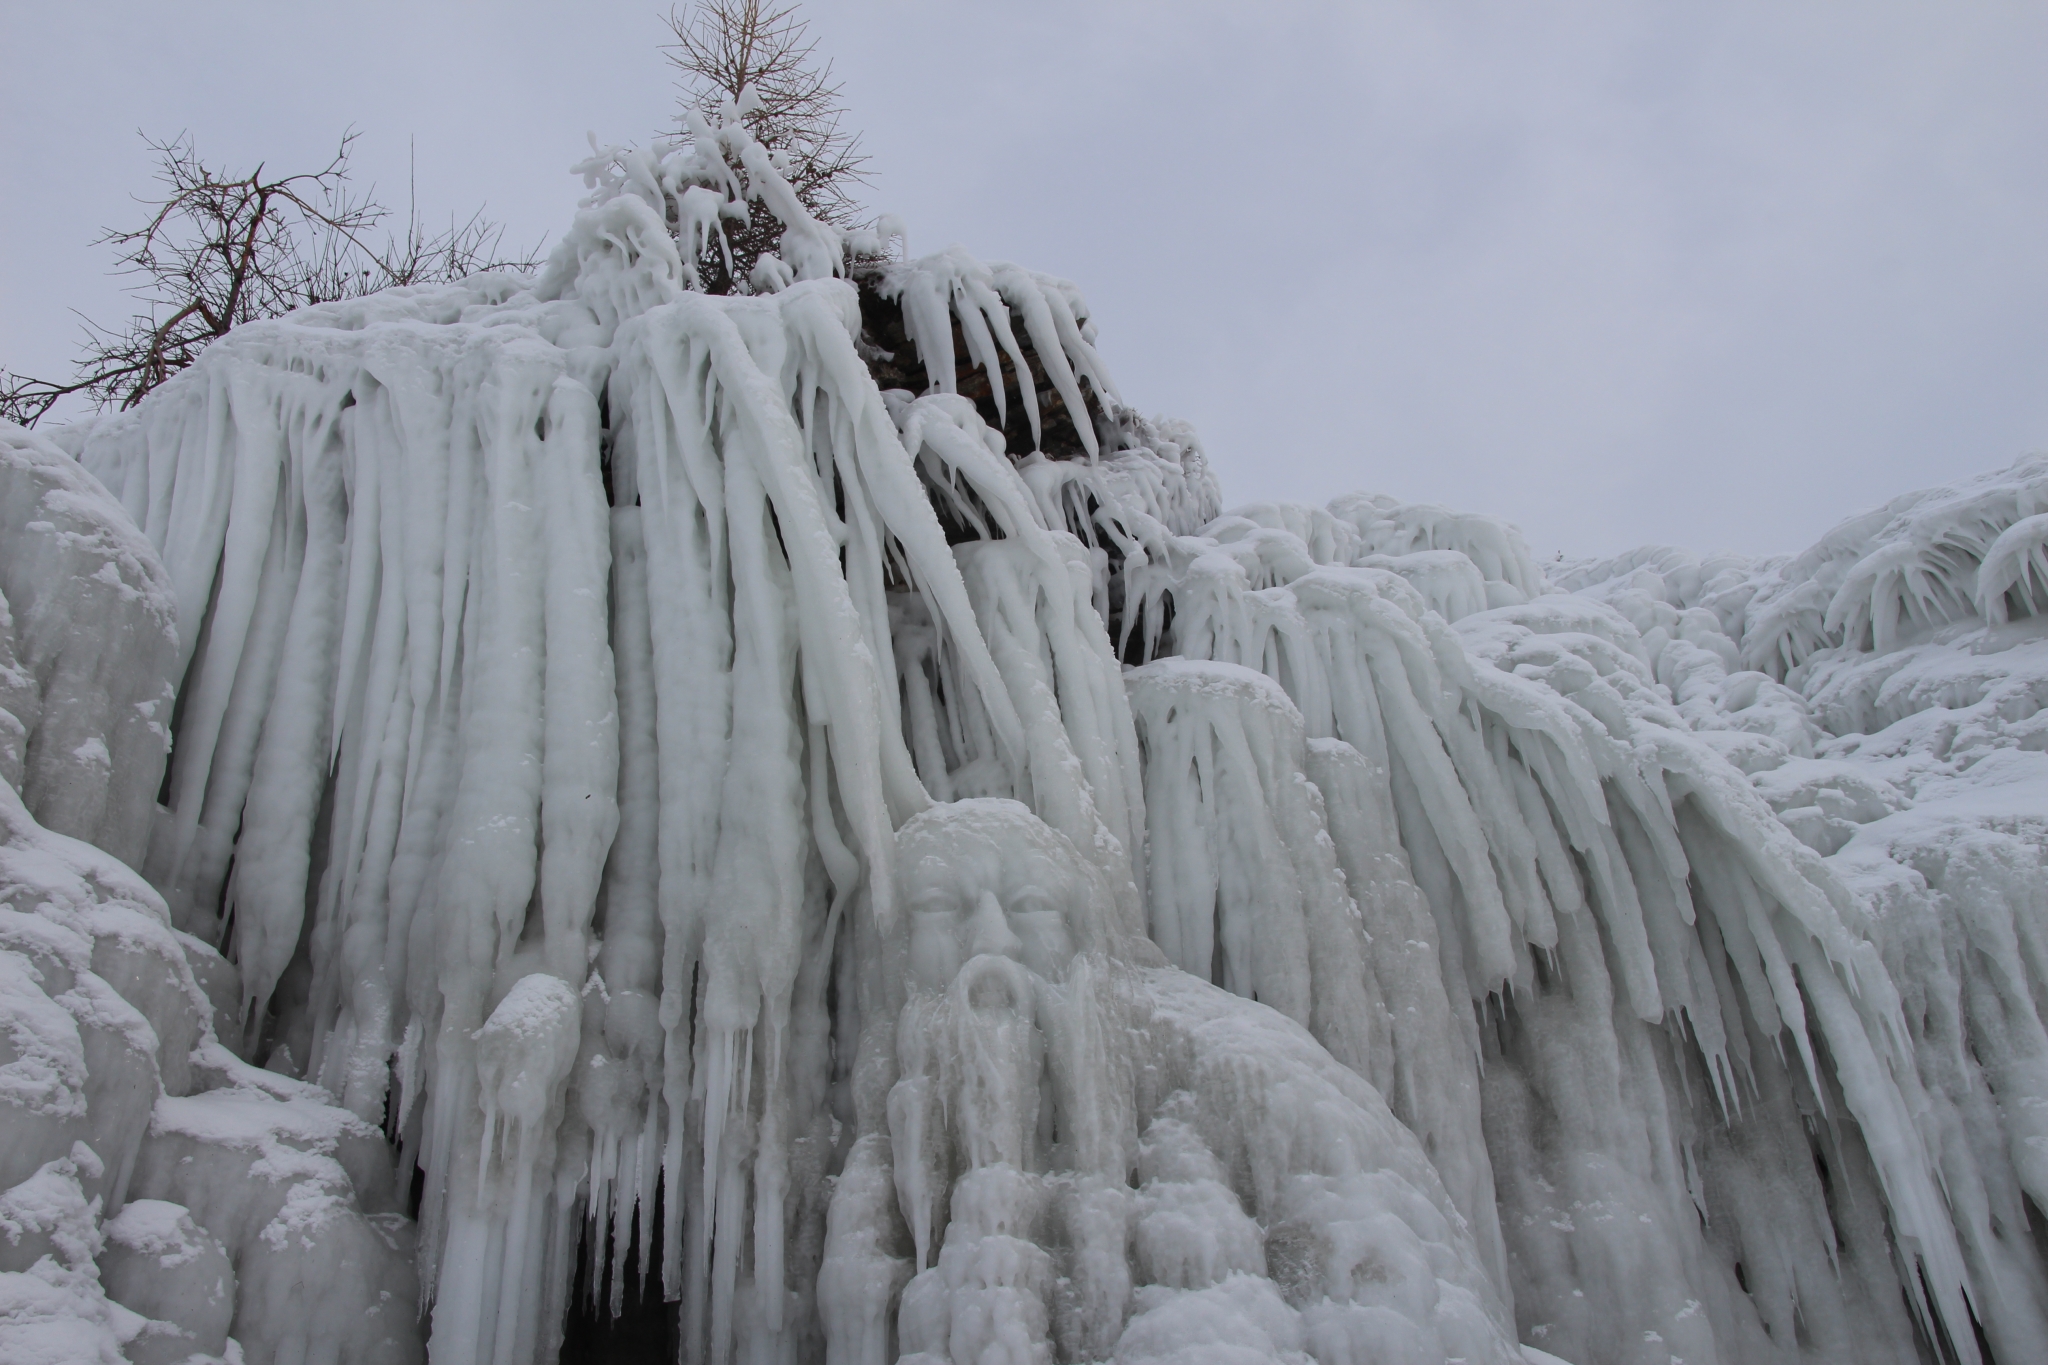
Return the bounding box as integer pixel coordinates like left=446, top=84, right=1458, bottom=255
left=7, top=100, right=2048, bottom=1365
left=0, top=423, right=416, bottom=1365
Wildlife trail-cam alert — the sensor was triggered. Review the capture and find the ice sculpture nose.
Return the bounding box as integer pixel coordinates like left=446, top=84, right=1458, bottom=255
left=967, top=889, right=1024, bottom=961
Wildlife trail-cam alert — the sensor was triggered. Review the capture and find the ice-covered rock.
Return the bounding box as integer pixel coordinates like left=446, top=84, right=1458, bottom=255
left=99, top=1198, right=235, bottom=1365
left=0, top=422, right=174, bottom=870
left=0, top=427, right=417, bottom=1364
left=0, top=775, right=419, bottom=1364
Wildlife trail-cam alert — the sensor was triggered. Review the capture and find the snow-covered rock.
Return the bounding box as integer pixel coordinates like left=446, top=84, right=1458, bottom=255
left=0, top=423, right=417, bottom=1365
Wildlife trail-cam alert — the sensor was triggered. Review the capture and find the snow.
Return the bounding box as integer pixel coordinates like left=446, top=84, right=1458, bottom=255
left=0, top=422, right=175, bottom=870
left=6, top=98, right=2048, bottom=1365
left=0, top=423, right=416, bottom=1363
left=100, top=1199, right=236, bottom=1364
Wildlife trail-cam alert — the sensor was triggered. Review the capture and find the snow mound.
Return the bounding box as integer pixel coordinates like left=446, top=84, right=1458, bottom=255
left=0, top=749, right=413, bottom=1365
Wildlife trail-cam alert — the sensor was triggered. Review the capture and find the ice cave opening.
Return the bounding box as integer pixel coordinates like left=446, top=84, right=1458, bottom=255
left=5, top=100, right=2048, bottom=1365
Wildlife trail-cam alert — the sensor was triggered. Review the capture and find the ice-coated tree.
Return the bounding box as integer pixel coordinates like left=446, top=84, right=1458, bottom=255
left=0, top=131, right=529, bottom=426
left=662, top=0, right=871, bottom=292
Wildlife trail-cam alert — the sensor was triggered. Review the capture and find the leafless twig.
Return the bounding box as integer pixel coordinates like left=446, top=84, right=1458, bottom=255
left=3, top=132, right=538, bottom=426
left=663, top=0, right=871, bottom=292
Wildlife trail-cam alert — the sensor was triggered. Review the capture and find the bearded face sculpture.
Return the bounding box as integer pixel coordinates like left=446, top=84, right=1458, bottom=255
left=894, top=801, right=1095, bottom=1178
left=902, top=811, right=1083, bottom=995
left=817, top=799, right=1526, bottom=1365
left=881, top=802, right=1125, bottom=1364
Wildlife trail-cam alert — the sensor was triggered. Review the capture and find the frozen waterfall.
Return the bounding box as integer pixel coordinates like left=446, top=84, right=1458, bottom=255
left=5, top=103, right=2048, bottom=1365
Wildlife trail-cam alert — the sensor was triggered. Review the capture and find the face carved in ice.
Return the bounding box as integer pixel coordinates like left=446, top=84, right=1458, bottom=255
left=897, top=799, right=1086, bottom=995
left=887, top=799, right=1103, bottom=1288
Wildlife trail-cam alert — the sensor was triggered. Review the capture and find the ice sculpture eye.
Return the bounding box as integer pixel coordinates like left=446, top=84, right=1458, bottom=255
left=1008, top=885, right=1056, bottom=916
left=1007, top=910, right=1072, bottom=982
left=1004, top=884, right=1075, bottom=980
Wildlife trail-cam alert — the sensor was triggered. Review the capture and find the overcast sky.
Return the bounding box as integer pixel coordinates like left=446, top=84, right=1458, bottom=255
left=6, top=1, right=2046, bottom=559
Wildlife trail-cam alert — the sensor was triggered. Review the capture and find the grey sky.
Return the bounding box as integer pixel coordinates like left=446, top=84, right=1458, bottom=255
left=6, top=1, right=2046, bottom=559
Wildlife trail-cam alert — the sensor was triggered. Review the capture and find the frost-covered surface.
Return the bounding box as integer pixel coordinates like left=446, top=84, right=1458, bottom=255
left=0, top=431, right=416, bottom=1364
left=0, top=423, right=175, bottom=869
left=1553, top=462, right=2048, bottom=1363
left=9, top=100, right=2048, bottom=1365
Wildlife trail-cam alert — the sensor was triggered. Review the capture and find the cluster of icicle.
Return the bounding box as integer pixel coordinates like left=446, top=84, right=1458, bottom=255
left=1646, top=453, right=2048, bottom=678
left=1548, top=456, right=2048, bottom=1363
left=0, top=421, right=419, bottom=1365
left=9, top=94, right=2048, bottom=1365
left=1102, top=500, right=2042, bottom=1364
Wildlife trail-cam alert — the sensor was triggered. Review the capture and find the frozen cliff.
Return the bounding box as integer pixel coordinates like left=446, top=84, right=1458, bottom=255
left=4, top=103, right=2047, bottom=1365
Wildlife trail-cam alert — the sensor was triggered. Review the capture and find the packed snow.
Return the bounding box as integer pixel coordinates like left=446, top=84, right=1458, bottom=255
left=4, top=99, right=2048, bottom=1364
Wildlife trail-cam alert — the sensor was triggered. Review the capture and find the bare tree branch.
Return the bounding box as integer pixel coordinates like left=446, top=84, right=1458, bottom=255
left=3, top=132, right=539, bottom=427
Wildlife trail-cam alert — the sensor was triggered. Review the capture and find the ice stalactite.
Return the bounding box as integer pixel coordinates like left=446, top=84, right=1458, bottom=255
left=873, top=247, right=1116, bottom=462
left=1088, top=492, right=2011, bottom=1362
left=1125, top=658, right=1511, bottom=1300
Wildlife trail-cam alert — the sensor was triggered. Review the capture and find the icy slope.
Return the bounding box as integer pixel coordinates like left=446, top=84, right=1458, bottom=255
left=1559, top=462, right=2048, bottom=1363
left=1088, top=495, right=2020, bottom=1364
left=0, top=423, right=417, bottom=1364
left=8, top=97, right=2048, bottom=1365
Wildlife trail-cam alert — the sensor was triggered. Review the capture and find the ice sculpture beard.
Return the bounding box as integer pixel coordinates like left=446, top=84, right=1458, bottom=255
left=923, top=953, right=1047, bottom=1171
